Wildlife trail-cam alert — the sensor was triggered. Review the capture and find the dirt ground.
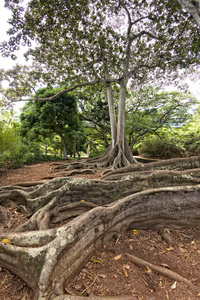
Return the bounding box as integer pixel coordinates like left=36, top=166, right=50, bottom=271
left=0, top=161, right=200, bottom=300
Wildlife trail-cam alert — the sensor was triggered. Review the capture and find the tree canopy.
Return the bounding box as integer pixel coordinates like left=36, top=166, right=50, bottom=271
left=1, top=0, right=200, bottom=168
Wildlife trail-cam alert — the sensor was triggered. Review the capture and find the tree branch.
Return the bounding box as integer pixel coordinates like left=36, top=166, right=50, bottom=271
left=130, top=30, right=159, bottom=41
left=12, top=80, right=101, bottom=102
left=80, top=114, right=110, bottom=133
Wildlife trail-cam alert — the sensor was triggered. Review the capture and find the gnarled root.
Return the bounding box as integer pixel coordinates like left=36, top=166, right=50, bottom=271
left=1, top=185, right=200, bottom=299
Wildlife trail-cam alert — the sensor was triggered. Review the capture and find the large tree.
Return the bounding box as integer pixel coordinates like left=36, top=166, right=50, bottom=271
left=1, top=2, right=200, bottom=299
left=1, top=0, right=199, bottom=168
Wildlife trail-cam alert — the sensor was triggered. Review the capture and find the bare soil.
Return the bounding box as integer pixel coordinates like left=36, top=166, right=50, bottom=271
left=0, top=161, right=200, bottom=300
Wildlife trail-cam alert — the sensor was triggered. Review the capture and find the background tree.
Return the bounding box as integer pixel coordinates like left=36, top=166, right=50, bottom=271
left=78, top=84, right=113, bottom=149
left=125, top=86, right=197, bottom=151
left=20, top=88, right=80, bottom=159
left=1, top=0, right=199, bottom=168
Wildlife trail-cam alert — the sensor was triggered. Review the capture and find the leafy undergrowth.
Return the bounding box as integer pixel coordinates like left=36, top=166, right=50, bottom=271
left=0, top=161, right=200, bottom=299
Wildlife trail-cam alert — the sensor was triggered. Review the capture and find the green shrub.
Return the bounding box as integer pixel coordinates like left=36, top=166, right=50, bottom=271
left=138, top=135, right=186, bottom=159
left=0, top=125, right=28, bottom=168
left=88, top=147, right=106, bottom=158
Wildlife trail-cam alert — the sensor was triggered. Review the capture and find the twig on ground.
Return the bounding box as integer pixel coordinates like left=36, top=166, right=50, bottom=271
left=125, top=252, right=200, bottom=293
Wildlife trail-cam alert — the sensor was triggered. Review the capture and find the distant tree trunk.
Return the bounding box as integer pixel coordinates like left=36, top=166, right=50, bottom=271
left=73, top=140, right=76, bottom=158
left=60, top=135, right=68, bottom=160
left=43, top=138, right=48, bottom=156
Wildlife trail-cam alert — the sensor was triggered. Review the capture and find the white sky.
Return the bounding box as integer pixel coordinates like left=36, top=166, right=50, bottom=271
left=0, top=1, right=200, bottom=117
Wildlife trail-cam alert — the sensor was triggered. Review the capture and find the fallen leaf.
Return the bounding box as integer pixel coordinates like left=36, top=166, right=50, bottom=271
left=132, top=229, right=139, bottom=234
left=80, top=200, right=85, bottom=202
left=160, top=263, right=170, bottom=269
left=99, top=274, right=107, bottom=278
left=171, top=281, right=177, bottom=290
left=123, top=264, right=130, bottom=270
left=166, top=247, right=174, bottom=251
left=129, top=245, right=133, bottom=250
left=1, top=239, right=11, bottom=244
left=179, top=247, right=186, bottom=253
left=114, top=254, right=122, bottom=260
left=92, top=259, right=100, bottom=263
left=146, top=265, right=152, bottom=273
left=122, top=266, right=128, bottom=278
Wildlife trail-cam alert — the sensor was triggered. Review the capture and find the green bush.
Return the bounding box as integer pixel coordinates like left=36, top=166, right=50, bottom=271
left=0, top=124, right=28, bottom=168
left=183, top=130, right=200, bottom=156
left=138, top=135, right=186, bottom=159
left=88, top=147, right=106, bottom=158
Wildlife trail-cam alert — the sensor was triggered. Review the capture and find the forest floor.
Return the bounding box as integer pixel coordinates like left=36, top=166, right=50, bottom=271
left=0, top=161, right=200, bottom=300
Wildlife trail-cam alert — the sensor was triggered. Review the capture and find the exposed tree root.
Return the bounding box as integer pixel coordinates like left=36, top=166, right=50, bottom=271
left=54, top=295, right=137, bottom=299
left=102, top=156, right=200, bottom=179
left=50, top=144, right=138, bottom=174
left=159, top=227, right=173, bottom=246
left=1, top=185, right=200, bottom=298
left=1, top=157, right=200, bottom=299
left=125, top=253, right=200, bottom=293
left=63, top=169, right=97, bottom=176
left=50, top=162, right=97, bottom=172
left=6, top=181, right=49, bottom=187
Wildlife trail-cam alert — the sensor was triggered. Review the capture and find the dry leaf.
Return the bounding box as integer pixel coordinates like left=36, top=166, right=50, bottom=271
left=123, top=264, right=130, bottom=270
left=160, top=263, right=170, bottom=269
left=92, top=259, right=100, bottom=263
left=166, top=247, right=174, bottom=251
left=146, top=265, right=152, bottom=272
left=122, top=266, right=128, bottom=278
left=129, top=245, right=133, bottom=250
left=114, top=254, right=122, bottom=260
left=171, top=281, right=177, bottom=289
left=1, top=238, right=11, bottom=244
left=99, top=274, right=107, bottom=278
left=179, top=247, right=186, bottom=253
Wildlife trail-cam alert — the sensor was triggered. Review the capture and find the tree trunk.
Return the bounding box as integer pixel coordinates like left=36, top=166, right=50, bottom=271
left=43, top=138, right=48, bottom=156
left=85, top=82, right=136, bottom=169
left=105, top=82, right=117, bottom=148
left=178, top=0, right=200, bottom=27
left=60, top=135, right=68, bottom=160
